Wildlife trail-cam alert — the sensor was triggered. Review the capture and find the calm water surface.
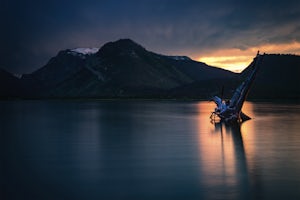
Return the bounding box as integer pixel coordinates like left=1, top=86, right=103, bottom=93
left=1, top=100, right=300, bottom=200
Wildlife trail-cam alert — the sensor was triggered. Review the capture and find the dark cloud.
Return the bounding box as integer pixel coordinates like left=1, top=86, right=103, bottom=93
left=1, top=0, right=300, bottom=73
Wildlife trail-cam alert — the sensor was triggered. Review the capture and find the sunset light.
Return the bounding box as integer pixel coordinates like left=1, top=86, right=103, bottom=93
left=199, top=56, right=252, bottom=73
left=197, top=41, right=300, bottom=73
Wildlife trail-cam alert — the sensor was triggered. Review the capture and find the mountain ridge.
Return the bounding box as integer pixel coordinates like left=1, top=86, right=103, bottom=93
left=1, top=39, right=299, bottom=99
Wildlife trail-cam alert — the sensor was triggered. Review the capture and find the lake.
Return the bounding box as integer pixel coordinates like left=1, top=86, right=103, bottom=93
left=1, top=100, right=300, bottom=200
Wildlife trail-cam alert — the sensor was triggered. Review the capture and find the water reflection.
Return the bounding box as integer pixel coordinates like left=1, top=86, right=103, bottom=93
left=196, top=102, right=256, bottom=200
left=2, top=101, right=300, bottom=200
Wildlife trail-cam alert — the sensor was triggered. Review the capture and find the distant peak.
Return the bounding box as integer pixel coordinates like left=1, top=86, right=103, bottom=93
left=97, top=38, right=146, bottom=56
left=113, top=38, right=142, bottom=47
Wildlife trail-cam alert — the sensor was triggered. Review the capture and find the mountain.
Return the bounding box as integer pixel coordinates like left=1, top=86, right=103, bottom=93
left=241, top=54, right=300, bottom=99
left=1, top=39, right=299, bottom=99
left=11, top=39, right=235, bottom=98
left=31, top=50, right=86, bottom=88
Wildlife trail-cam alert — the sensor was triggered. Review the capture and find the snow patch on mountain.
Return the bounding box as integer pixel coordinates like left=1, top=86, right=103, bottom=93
left=13, top=74, right=23, bottom=79
left=168, top=56, right=191, bottom=61
left=84, top=65, right=105, bottom=81
left=71, top=48, right=99, bottom=55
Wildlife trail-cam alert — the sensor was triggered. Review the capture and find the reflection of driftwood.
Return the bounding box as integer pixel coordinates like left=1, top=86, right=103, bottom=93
left=211, top=52, right=264, bottom=124
left=213, top=123, right=252, bottom=199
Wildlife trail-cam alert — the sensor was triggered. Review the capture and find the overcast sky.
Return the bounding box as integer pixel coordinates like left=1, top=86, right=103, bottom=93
left=1, top=0, right=300, bottom=73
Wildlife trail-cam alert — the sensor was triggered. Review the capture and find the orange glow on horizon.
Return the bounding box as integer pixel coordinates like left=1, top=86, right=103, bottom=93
left=196, top=41, right=300, bottom=73
left=199, top=56, right=252, bottom=73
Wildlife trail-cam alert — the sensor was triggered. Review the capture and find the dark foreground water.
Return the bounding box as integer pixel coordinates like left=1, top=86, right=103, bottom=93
left=1, top=100, right=300, bottom=200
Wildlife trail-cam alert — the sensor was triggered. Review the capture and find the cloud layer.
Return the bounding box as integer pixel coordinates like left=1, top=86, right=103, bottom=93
left=1, top=0, right=300, bottom=73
